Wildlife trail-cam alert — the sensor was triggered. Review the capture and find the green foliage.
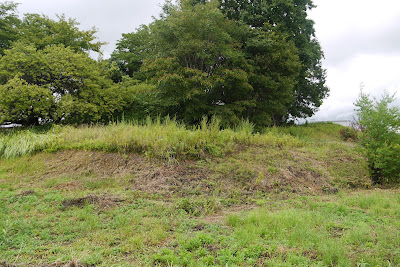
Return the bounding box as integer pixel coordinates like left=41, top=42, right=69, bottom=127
left=109, top=78, right=162, bottom=121
left=106, top=61, right=123, bottom=83
left=177, top=197, right=221, bottom=216
left=339, top=127, right=358, bottom=141
left=0, top=3, right=115, bottom=126
left=142, top=57, right=212, bottom=124
left=267, top=122, right=343, bottom=141
left=245, top=29, right=301, bottom=126
left=111, top=25, right=154, bottom=77
left=355, top=91, right=400, bottom=184
left=0, top=76, right=55, bottom=125
left=113, top=0, right=308, bottom=127
left=219, top=0, right=329, bottom=121
left=144, top=1, right=256, bottom=125
left=1, top=4, right=102, bottom=55
left=0, top=1, right=21, bottom=55
left=17, top=13, right=103, bottom=53
left=0, top=42, right=120, bottom=124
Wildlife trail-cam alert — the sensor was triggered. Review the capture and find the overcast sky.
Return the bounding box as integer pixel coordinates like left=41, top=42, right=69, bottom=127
left=14, top=0, right=400, bottom=122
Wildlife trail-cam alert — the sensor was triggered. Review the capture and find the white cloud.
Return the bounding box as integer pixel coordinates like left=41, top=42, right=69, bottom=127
left=309, top=0, right=400, bottom=121
left=16, top=0, right=163, bottom=57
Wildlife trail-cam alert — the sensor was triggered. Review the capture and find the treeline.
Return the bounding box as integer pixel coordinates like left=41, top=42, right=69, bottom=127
left=0, top=0, right=328, bottom=127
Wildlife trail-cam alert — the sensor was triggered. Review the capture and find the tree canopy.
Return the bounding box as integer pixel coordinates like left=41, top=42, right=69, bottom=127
left=0, top=42, right=120, bottom=125
left=218, top=0, right=328, bottom=121
left=0, top=0, right=328, bottom=127
left=0, top=1, right=122, bottom=126
left=18, top=13, right=104, bottom=53
left=0, top=2, right=103, bottom=56
left=0, top=1, right=20, bottom=55
left=112, top=0, right=317, bottom=126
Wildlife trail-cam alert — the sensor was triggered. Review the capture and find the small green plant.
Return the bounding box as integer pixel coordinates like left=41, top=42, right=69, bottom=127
left=355, top=91, right=400, bottom=184
left=339, top=127, right=358, bottom=141
left=177, top=197, right=221, bottom=216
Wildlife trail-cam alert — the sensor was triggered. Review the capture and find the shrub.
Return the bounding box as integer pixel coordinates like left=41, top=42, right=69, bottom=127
left=339, top=127, right=358, bottom=141
left=355, top=91, right=400, bottom=184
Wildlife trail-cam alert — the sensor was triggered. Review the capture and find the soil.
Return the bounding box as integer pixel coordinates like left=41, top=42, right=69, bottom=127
left=20, top=147, right=345, bottom=199
left=41, top=150, right=213, bottom=196
left=62, top=194, right=124, bottom=209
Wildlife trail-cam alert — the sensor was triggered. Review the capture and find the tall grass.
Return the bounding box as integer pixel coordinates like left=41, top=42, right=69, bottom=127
left=0, top=130, right=56, bottom=159
left=267, top=122, right=343, bottom=141
left=0, top=117, right=301, bottom=160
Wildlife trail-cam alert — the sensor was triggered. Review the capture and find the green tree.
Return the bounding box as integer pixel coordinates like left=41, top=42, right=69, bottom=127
left=111, top=25, right=155, bottom=77
left=142, top=57, right=212, bottom=123
left=0, top=76, right=55, bottom=125
left=0, top=1, right=20, bottom=55
left=0, top=42, right=120, bottom=125
left=355, top=91, right=400, bottom=184
left=113, top=0, right=301, bottom=126
left=219, top=0, right=329, bottom=122
left=147, top=0, right=254, bottom=125
left=18, top=13, right=104, bottom=53
left=244, top=28, right=300, bottom=126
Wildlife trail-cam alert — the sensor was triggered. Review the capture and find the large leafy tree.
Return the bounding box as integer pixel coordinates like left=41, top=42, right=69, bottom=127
left=146, top=0, right=254, bottom=125
left=1, top=1, right=103, bottom=55
left=219, top=0, right=329, bottom=122
left=244, top=28, right=300, bottom=126
left=0, top=42, right=120, bottom=125
left=0, top=76, right=55, bottom=125
left=111, top=25, right=155, bottom=77
left=113, top=0, right=301, bottom=126
left=18, top=13, right=104, bottom=53
left=0, top=1, right=20, bottom=55
left=0, top=3, right=118, bottom=125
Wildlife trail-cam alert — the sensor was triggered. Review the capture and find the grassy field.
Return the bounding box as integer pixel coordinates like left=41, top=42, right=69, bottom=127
left=1, top=122, right=398, bottom=266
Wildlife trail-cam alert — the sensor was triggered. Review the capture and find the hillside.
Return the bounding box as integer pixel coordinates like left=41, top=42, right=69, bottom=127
left=1, top=122, right=399, bottom=266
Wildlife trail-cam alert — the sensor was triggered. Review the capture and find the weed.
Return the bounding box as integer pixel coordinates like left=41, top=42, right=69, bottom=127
left=177, top=197, right=221, bottom=216
left=339, top=127, right=358, bottom=141
left=0, top=117, right=301, bottom=161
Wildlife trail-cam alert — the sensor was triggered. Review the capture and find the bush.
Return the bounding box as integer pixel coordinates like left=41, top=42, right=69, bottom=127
left=339, top=127, right=358, bottom=141
left=355, top=91, right=400, bottom=184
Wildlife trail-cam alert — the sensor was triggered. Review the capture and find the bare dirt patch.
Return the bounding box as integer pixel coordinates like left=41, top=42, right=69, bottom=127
left=40, top=150, right=213, bottom=196
left=14, top=190, right=36, bottom=198
left=62, top=194, right=124, bottom=209
left=237, top=146, right=341, bottom=194
left=23, top=144, right=361, bottom=199
left=42, top=150, right=151, bottom=178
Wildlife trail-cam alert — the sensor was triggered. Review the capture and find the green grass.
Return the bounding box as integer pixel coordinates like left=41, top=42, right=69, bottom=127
left=1, top=187, right=399, bottom=266
left=1, top=121, right=392, bottom=266
left=267, top=122, right=344, bottom=142
left=0, top=117, right=301, bottom=161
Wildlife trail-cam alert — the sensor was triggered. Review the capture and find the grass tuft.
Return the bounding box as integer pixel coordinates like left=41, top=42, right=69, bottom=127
left=0, top=118, right=301, bottom=160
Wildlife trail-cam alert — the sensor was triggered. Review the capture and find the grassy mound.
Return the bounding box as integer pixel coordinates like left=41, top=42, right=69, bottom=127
left=1, top=122, right=390, bottom=266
